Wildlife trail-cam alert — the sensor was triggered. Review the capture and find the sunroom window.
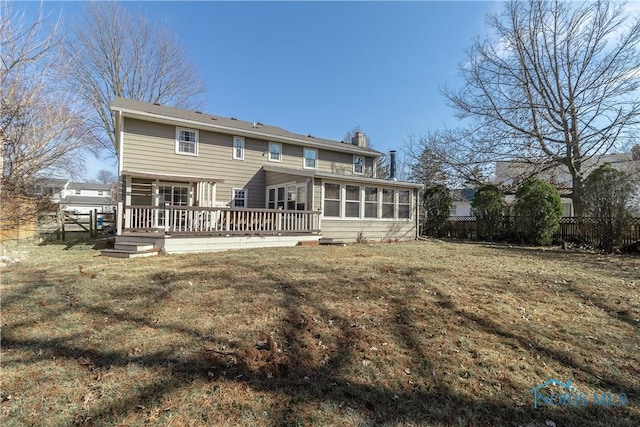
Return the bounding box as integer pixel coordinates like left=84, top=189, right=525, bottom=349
left=382, top=189, right=394, bottom=218
left=324, top=183, right=341, bottom=217
left=398, top=190, right=411, bottom=218
left=365, top=187, right=378, bottom=218
left=345, top=185, right=360, bottom=218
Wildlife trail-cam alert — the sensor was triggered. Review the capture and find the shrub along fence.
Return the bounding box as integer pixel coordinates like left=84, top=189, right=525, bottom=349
left=440, top=216, right=640, bottom=247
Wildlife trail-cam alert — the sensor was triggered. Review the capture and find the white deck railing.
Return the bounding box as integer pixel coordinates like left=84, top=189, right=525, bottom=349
left=124, top=205, right=321, bottom=234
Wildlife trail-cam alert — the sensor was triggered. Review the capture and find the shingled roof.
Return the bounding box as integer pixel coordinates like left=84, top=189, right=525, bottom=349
left=111, top=98, right=381, bottom=156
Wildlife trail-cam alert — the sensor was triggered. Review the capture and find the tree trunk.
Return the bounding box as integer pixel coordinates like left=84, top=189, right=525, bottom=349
left=572, top=175, right=583, bottom=218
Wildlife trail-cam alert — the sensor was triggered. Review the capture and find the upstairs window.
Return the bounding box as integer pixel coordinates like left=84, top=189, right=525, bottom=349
left=303, top=148, right=318, bottom=169
left=353, top=156, right=364, bottom=174
left=268, top=142, right=282, bottom=162
left=176, top=128, right=198, bottom=155
left=233, top=136, right=245, bottom=160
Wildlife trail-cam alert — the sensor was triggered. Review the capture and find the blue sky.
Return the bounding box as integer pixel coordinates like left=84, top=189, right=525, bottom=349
left=24, top=1, right=500, bottom=178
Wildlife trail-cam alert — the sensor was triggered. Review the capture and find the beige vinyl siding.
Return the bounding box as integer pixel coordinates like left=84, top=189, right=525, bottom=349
left=276, top=143, right=373, bottom=175
left=264, top=171, right=307, bottom=187
left=122, top=118, right=265, bottom=208
left=122, top=118, right=379, bottom=208
left=313, top=178, right=322, bottom=212
left=321, top=220, right=416, bottom=242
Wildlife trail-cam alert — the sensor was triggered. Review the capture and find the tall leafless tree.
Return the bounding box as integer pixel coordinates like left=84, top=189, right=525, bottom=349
left=94, top=169, right=117, bottom=185
left=64, top=1, right=206, bottom=157
left=443, top=0, right=640, bottom=216
left=1, top=2, right=88, bottom=225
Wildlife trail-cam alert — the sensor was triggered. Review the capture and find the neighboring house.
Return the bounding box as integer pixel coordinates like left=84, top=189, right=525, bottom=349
left=495, top=150, right=640, bottom=215
left=39, top=179, right=116, bottom=214
left=450, top=188, right=475, bottom=218
left=108, top=98, right=422, bottom=256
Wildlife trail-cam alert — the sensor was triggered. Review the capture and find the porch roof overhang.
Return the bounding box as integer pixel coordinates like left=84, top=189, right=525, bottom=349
left=121, top=170, right=224, bottom=183
left=262, top=165, right=423, bottom=189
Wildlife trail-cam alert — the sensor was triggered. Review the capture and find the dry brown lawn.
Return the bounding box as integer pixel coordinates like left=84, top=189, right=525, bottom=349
left=1, top=237, right=639, bottom=426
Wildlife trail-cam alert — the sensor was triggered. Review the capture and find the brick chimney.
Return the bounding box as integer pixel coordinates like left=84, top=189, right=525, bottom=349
left=351, top=131, right=367, bottom=148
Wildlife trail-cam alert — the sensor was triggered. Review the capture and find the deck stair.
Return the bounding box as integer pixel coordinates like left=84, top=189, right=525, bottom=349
left=101, top=237, right=161, bottom=258
left=318, top=238, right=347, bottom=247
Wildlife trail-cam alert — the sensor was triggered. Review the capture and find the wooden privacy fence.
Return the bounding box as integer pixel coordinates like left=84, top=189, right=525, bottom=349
left=441, top=216, right=640, bottom=246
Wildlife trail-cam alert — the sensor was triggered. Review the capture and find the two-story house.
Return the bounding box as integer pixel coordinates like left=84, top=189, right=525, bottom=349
left=39, top=179, right=116, bottom=214
left=107, top=98, right=422, bottom=256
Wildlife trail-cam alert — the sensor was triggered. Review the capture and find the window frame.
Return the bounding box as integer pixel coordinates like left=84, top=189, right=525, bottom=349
left=382, top=188, right=395, bottom=219
left=303, top=147, right=318, bottom=170
left=397, top=190, right=411, bottom=219
left=323, top=183, right=341, bottom=218
left=232, top=188, right=248, bottom=208
left=175, top=127, right=199, bottom=156
left=232, top=136, right=245, bottom=160
left=345, top=185, right=361, bottom=218
left=322, top=182, right=413, bottom=220
left=353, top=155, right=365, bottom=175
left=74, top=189, right=81, bottom=195
left=268, top=142, right=282, bottom=162
left=364, top=187, right=379, bottom=218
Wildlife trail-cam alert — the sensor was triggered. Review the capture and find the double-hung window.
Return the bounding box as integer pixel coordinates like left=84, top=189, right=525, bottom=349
left=232, top=188, right=247, bottom=208
left=303, top=148, right=317, bottom=169
left=353, top=156, right=364, bottom=174
left=268, top=142, right=282, bottom=162
left=324, top=183, right=341, bottom=217
left=365, top=187, right=378, bottom=218
left=233, top=136, right=245, bottom=160
left=345, top=185, right=360, bottom=218
left=176, top=128, right=198, bottom=155
left=382, top=189, right=395, bottom=218
left=398, top=190, right=411, bottom=218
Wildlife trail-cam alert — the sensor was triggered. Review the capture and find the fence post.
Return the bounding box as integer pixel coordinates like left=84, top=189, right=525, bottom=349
left=89, top=210, right=94, bottom=238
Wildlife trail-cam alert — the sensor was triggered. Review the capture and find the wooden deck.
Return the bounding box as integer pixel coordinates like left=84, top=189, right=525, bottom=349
left=122, top=205, right=321, bottom=236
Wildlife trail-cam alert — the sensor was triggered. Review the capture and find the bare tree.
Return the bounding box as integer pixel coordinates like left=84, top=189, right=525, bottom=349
left=94, top=169, right=117, bottom=185
left=64, top=1, right=206, bottom=157
left=1, top=3, right=88, bottom=226
left=443, top=0, right=640, bottom=216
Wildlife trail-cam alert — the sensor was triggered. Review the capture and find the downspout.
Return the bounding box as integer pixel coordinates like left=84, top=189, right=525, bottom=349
left=415, top=187, right=420, bottom=240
